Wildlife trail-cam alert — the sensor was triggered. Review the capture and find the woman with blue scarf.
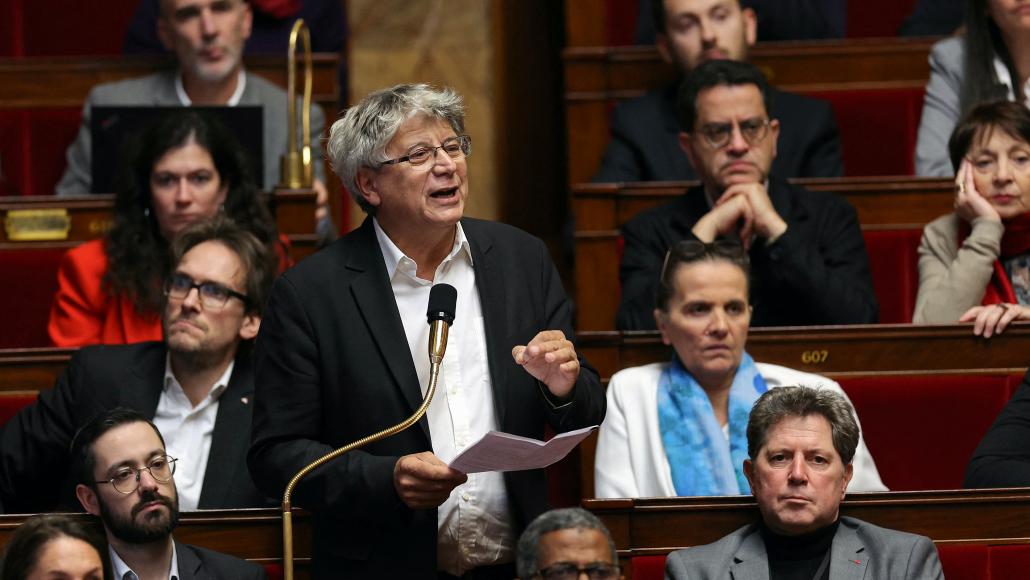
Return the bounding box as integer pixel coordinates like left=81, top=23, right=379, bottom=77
left=594, top=241, right=886, bottom=498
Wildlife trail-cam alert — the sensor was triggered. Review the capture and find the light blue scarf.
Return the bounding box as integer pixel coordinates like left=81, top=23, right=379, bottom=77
left=657, top=353, right=768, bottom=496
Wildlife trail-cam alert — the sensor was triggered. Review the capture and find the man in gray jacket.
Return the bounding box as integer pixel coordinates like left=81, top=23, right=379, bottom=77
left=665, top=387, right=943, bottom=580
left=57, top=0, right=331, bottom=232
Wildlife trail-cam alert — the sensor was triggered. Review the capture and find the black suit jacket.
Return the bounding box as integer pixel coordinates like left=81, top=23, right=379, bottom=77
left=0, top=342, right=271, bottom=513
left=616, top=178, right=878, bottom=329
left=965, top=368, right=1030, bottom=488
left=248, top=218, right=606, bottom=579
left=176, top=541, right=267, bottom=579
left=593, top=83, right=843, bottom=183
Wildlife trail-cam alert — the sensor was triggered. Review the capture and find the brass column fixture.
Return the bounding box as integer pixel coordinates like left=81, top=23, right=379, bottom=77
left=279, top=19, right=314, bottom=189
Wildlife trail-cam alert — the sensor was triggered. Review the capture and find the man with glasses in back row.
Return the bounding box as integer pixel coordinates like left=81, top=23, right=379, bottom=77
left=71, top=406, right=265, bottom=578
left=616, top=59, right=878, bottom=330
left=0, top=216, right=276, bottom=514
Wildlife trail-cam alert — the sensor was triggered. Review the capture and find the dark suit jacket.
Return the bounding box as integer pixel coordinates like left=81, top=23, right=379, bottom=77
left=176, top=541, right=267, bottom=579
left=593, top=83, right=843, bottom=183
left=0, top=342, right=271, bottom=513
left=966, top=368, right=1030, bottom=488
left=248, top=217, right=606, bottom=579
left=665, top=517, right=943, bottom=580
left=616, top=178, right=878, bottom=329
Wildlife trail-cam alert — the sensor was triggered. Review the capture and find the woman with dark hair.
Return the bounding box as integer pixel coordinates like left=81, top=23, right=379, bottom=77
left=594, top=240, right=885, bottom=498
left=1, top=514, right=110, bottom=580
left=915, top=101, right=1030, bottom=334
left=48, top=110, right=286, bottom=346
left=916, top=0, right=1030, bottom=176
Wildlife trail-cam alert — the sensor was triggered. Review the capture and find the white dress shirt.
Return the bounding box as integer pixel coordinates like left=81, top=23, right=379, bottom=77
left=152, top=356, right=233, bottom=511
left=175, top=69, right=246, bottom=106
left=110, top=542, right=179, bottom=580
left=373, top=219, right=515, bottom=575
left=993, top=57, right=1030, bottom=104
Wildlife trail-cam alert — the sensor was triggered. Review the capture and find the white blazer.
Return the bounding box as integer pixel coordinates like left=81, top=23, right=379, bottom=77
left=593, top=362, right=888, bottom=498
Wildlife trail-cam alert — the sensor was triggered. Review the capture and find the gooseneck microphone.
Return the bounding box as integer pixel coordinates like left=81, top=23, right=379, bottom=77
left=428, top=283, right=457, bottom=365
left=280, top=284, right=458, bottom=580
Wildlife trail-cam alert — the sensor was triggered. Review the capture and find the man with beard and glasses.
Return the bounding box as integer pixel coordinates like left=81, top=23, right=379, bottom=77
left=55, top=0, right=334, bottom=241
left=71, top=407, right=265, bottom=579
left=0, top=217, right=276, bottom=514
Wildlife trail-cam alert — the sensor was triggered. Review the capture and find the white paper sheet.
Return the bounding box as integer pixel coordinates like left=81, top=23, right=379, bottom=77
left=449, top=425, right=598, bottom=474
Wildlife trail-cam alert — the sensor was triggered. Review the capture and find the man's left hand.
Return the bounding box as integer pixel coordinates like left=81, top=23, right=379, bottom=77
left=717, top=182, right=788, bottom=242
left=512, top=330, right=579, bottom=400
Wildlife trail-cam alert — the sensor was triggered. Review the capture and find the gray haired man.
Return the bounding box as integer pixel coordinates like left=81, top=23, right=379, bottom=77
left=666, top=387, right=943, bottom=580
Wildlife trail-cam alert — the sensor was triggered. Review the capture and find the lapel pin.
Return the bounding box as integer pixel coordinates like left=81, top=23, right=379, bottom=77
left=241, top=396, right=250, bottom=405
left=851, top=559, right=862, bottom=566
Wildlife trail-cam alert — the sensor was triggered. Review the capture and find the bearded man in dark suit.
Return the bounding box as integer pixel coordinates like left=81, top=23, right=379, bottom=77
left=0, top=217, right=276, bottom=513
left=248, top=83, right=606, bottom=579
left=617, top=60, right=877, bottom=330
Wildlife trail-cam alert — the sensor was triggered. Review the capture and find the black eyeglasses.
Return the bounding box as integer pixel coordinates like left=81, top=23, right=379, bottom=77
left=659, top=240, right=748, bottom=280
left=533, top=562, right=621, bottom=580
left=380, top=135, right=472, bottom=168
left=697, top=118, right=771, bottom=149
left=96, top=455, right=177, bottom=494
left=164, top=273, right=249, bottom=309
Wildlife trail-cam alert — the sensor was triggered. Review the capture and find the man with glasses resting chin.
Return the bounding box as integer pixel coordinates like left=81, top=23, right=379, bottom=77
left=71, top=407, right=265, bottom=579
left=0, top=216, right=276, bottom=514
left=616, top=59, right=878, bottom=331
left=515, top=508, right=623, bottom=580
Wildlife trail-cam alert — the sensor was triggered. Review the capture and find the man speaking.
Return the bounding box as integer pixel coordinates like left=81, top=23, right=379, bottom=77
left=248, top=83, right=605, bottom=579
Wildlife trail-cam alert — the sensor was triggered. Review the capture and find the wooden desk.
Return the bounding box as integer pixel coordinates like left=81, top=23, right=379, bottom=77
left=0, top=55, right=339, bottom=111
left=0, top=509, right=311, bottom=569
left=0, top=191, right=320, bottom=258
left=578, top=324, right=1030, bottom=382
left=587, top=488, right=1030, bottom=555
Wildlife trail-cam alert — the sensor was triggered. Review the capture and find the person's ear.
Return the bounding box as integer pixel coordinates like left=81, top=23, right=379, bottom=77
left=743, top=459, right=756, bottom=493
left=769, top=118, right=781, bottom=158
left=76, top=484, right=101, bottom=517
left=742, top=7, right=758, bottom=48
left=679, top=132, right=700, bottom=172
left=654, top=309, right=672, bottom=346
left=655, top=32, right=673, bottom=65
left=355, top=167, right=383, bottom=209
left=240, top=1, right=254, bottom=41
left=841, top=462, right=854, bottom=497
left=238, top=312, right=260, bottom=341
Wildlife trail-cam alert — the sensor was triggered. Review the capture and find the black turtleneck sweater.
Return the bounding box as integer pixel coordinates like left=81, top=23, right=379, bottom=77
left=760, top=519, right=840, bottom=580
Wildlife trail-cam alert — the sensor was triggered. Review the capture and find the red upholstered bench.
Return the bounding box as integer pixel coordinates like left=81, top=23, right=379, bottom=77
left=838, top=374, right=1021, bottom=491
left=0, top=109, right=81, bottom=196
left=862, top=228, right=922, bottom=323
left=802, top=87, right=925, bottom=177
left=0, top=247, right=67, bottom=348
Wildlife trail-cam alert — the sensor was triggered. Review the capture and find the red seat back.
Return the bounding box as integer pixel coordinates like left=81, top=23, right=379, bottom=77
left=0, top=392, right=38, bottom=427
left=0, top=109, right=81, bottom=196
left=0, top=248, right=67, bottom=348
left=847, top=0, right=918, bottom=38
left=803, top=88, right=924, bottom=177
left=839, top=374, right=1019, bottom=491
left=862, top=228, right=922, bottom=323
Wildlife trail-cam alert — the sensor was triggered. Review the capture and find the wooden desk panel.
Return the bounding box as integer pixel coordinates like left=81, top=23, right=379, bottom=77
left=0, top=55, right=339, bottom=111
left=578, top=325, right=1030, bottom=382
left=0, top=509, right=312, bottom=570
left=587, top=488, right=1030, bottom=555
left=0, top=191, right=319, bottom=258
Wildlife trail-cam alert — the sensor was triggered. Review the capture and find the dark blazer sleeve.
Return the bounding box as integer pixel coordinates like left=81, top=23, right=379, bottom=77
left=616, top=212, right=687, bottom=331
left=178, top=543, right=267, bottom=580
left=0, top=350, right=106, bottom=513
left=594, top=103, right=648, bottom=183
left=965, top=371, right=1030, bottom=487
left=752, top=185, right=878, bottom=324
left=798, top=98, right=844, bottom=178
left=247, top=273, right=405, bottom=522
left=772, top=91, right=844, bottom=179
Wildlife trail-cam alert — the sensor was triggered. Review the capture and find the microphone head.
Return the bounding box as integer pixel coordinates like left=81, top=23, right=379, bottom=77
left=427, top=284, right=457, bottom=325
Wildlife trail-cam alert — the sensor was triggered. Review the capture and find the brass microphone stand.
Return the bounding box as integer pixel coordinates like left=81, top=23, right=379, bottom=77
left=280, top=324, right=450, bottom=580
left=279, top=19, right=314, bottom=189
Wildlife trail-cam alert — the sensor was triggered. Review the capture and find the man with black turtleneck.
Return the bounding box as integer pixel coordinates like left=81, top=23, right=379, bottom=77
left=665, top=387, right=943, bottom=580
